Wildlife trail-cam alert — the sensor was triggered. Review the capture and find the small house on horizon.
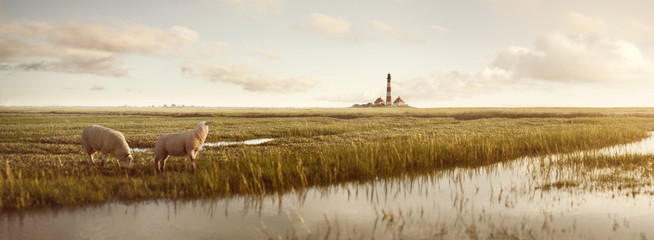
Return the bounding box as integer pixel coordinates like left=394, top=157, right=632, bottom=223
left=374, top=97, right=385, bottom=106
left=393, top=96, right=407, bottom=106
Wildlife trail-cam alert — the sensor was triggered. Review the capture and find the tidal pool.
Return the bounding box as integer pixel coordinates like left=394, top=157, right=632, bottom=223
left=4, top=134, right=654, bottom=239
left=202, top=138, right=275, bottom=148
left=130, top=138, right=275, bottom=153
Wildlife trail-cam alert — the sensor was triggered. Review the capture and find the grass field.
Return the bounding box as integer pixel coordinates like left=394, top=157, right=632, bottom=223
left=2, top=107, right=654, bottom=210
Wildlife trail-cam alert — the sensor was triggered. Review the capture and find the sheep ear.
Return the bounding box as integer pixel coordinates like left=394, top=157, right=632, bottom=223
left=205, top=121, right=214, bottom=125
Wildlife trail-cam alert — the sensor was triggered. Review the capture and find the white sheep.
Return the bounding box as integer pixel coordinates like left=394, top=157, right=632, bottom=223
left=154, top=121, right=214, bottom=172
left=81, top=125, right=133, bottom=167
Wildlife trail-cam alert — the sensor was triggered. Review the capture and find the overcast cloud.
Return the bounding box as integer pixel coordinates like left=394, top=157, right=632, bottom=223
left=367, top=20, right=423, bottom=44
left=0, top=16, right=198, bottom=77
left=391, top=12, right=654, bottom=101
left=2, top=1, right=654, bottom=107
left=304, top=13, right=363, bottom=42
left=182, top=62, right=317, bottom=93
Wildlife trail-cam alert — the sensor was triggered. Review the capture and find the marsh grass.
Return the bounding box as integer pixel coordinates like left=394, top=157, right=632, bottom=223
left=5, top=106, right=654, bottom=120
left=539, top=153, right=654, bottom=194
left=2, top=108, right=654, bottom=209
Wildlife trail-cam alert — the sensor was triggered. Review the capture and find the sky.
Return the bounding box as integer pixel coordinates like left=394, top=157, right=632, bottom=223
left=1, top=0, right=654, bottom=108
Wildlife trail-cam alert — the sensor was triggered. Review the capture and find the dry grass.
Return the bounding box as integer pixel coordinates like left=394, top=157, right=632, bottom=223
left=2, top=107, right=654, bottom=209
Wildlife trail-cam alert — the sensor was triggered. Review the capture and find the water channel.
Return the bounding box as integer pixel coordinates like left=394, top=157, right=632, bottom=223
left=130, top=138, right=276, bottom=153
left=3, top=134, right=654, bottom=239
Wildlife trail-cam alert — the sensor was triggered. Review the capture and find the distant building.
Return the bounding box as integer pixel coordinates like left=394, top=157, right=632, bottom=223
left=374, top=97, right=386, bottom=105
left=393, top=96, right=407, bottom=106
left=351, top=73, right=409, bottom=108
left=379, top=73, right=408, bottom=107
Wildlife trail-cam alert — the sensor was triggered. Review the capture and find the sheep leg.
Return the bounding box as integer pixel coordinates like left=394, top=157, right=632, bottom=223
left=160, top=156, right=169, bottom=173
left=156, top=155, right=169, bottom=173
left=189, top=151, right=198, bottom=173
left=154, top=158, right=160, bottom=172
left=100, top=154, right=107, bottom=167
left=190, top=157, right=197, bottom=173
left=154, top=153, right=160, bottom=172
left=87, top=153, right=96, bottom=165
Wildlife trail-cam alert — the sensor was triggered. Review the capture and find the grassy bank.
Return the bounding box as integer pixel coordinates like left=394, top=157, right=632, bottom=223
left=538, top=153, right=654, bottom=195
left=2, top=108, right=654, bottom=209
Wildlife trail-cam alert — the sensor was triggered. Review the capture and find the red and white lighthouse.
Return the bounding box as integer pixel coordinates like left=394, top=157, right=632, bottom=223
left=386, top=73, right=392, bottom=105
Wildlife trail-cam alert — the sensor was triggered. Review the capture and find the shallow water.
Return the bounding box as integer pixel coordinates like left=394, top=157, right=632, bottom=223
left=130, top=138, right=275, bottom=153
left=4, top=134, right=654, bottom=239
left=202, top=138, right=275, bottom=147
left=130, top=148, right=150, bottom=153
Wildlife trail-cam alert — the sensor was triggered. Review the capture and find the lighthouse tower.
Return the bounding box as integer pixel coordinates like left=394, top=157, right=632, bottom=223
left=386, top=73, right=392, bottom=105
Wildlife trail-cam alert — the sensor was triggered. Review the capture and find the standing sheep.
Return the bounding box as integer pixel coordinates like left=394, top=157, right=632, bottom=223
left=154, top=121, right=214, bottom=172
left=81, top=125, right=133, bottom=167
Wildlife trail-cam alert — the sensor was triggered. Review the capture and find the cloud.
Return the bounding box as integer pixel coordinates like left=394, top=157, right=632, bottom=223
left=393, top=13, right=654, bottom=101
left=182, top=62, right=317, bottom=92
left=0, top=17, right=198, bottom=77
left=245, top=45, right=283, bottom=60
left=400, top=34, right=653, bottom=101
left=181, top=64, right=193, bottom=74
left=491, top=34, right=653, bottom=83
left=0, top=64, right=11, bottom=70
left=1, top=20, right=198, bottom=55
left=482, top=0, right=543, bottom=11
left=220, top=0, right=287, bottom=16
left=15, top=61, right=48, bottom=71
left=367, top=20, right=422, bottom=44
left=0, top=38, right=35, bottom=60
left=90, top=85, right=105, bottom=91
left=198, top=41, right=230, bottom=58
left=15, top=55, right=127, bottom=77
left=394, top=68, right=514, bottom=101
left=628, top=20, right=654, bottom=46
left=46, top=24, right=198, bottom=55
left=305, top=13, right=361, bottom=42
left=429, top=25, right=452, bottom=34
left=316, top=91, right=378, bottom=103
left=562, top=12, right=607, bottom=37
left=171, top=0, right=286, bottom=16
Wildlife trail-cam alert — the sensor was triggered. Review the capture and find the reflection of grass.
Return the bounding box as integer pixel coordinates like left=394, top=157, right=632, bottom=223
left=539, top=153, right=654, bottom=194
left=2, top=108, right=654, bottom=209
left=537, top=180, right=579, bottom=190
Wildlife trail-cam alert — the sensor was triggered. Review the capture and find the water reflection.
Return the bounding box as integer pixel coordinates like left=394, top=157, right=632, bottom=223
left=202, top=138, right=275, bottom=148
left=130, top=148, right=150, bottom=153
left=4, top=134, right=654, bottom=239
left=129, top=138, right=275, bottom=153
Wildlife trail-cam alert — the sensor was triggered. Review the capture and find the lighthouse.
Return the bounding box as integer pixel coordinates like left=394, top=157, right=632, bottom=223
left=386, top=73, right=392, bottom=105
left=351, top=73, right=409, bottom=108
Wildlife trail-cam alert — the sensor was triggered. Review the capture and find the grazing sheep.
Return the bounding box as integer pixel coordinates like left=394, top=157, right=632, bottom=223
left=154, top=121, right=214, bottom=172
left=81, top=125, right=133, bottom=167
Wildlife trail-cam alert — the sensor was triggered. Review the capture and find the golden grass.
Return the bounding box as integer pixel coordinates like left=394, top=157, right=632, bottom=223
left=2, top=107, right=654, bottom=209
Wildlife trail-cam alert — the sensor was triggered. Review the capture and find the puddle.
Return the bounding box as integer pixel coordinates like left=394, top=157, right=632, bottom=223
left=202, top=138, right=275, bottom=147
left=130, top=148, right=150, bottom=153
left=129, top=138, right=275, bottom=153
left=5, top=133, right=654, bottom=239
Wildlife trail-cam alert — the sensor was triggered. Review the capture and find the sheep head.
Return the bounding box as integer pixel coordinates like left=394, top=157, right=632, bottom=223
left=120, top=152, right=133, bottom=168
left=196, top=121, right=214, bottom=128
